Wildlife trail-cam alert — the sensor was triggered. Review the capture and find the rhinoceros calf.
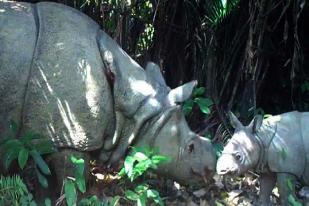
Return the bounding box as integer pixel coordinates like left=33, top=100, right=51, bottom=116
left=217, top=111, right=309, bottom=205
left=0, top=1, right=216, bottom=187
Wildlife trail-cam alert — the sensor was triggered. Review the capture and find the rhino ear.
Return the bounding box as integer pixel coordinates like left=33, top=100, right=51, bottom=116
left=228, top=111, right=243, bottom=129
left=167, top=80, right=197, bottom=105
left=248, top=115, right=263, bottom=133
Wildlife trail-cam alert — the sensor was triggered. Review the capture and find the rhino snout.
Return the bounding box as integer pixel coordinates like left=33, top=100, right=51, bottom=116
left=216, top=156, right=238, bottom=175
left=197, top=136, right=217, bottom=174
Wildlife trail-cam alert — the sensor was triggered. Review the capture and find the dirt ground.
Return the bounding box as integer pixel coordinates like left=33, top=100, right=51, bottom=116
left=85, top=168, right=309, bottom=206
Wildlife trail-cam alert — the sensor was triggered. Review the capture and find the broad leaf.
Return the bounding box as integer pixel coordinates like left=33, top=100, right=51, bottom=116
left=125, top=190, right=139, bottom=201
left=30, top=150, right=51, bottom=175
left=44, top=198, right=51, bottom=206
left=109, top=196, right=120, bottom=206
left=124, top=156, right=135, bottom=178
left=137, top=192, right=147, bottom=206
left=36, top=167, right=49, bottom=188
left=64, top=179, right=77, bottom=206
left=135, top=184, right=148, bottom=194
left=70, top=155, right=86, bottom=193
left=193, top=87, right=205, bottom=96
left=18, top=148, right=29, bottom=170
left=147, top=189, right=164, bottom=206
left=194, top=97, right=213, bottom=114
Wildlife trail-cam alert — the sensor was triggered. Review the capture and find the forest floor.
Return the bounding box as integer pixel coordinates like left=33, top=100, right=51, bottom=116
left=85, top=168, right=309, bottom=206
left=86, top=169, right=268, bottom=205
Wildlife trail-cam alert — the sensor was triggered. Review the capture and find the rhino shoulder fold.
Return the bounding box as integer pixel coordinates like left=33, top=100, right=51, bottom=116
left=267, top=112, right=306, bottom=177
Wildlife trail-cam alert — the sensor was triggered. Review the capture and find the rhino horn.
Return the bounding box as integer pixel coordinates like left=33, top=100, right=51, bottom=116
left=248, top=115, right=263, bottom=133
left=228, top=111, right=243, bottom=129
left=167, top=80, right=197, bottom=105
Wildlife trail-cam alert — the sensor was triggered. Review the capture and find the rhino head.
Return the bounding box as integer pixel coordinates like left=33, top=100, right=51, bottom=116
left=147, top=106, right=216, bottom=184
left=216, top=112, right=263, bottom=176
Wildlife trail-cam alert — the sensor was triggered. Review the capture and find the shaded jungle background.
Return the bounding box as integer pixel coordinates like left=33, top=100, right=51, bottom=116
left=2, top=0, right=308, bottom=205
left=20, top=0, right=308, bottom=141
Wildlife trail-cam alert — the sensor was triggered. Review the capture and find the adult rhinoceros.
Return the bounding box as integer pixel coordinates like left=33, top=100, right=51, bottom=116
left=0, top=1, right=216, bottom=185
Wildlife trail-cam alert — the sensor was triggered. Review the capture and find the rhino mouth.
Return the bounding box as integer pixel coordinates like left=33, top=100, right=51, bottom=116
left=191, top=167, right=214, bottom=184
left=217, top=168, right=239, bottom=176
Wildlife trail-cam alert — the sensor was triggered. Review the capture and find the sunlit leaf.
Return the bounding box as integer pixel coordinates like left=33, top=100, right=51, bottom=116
left=133, top=152, right=149, bottom=162
left=135, top=184, right=148, bottom=194
left=137, top=192, right=147, bottom=206
left=194, top=97, right=213, bottom=114
left=147, top=189, right=164, bottom=206
left=124, top=156, right=135, bottom=178
left=64, top=179, right=77, bottom=206
left=125, top=190, right=139, bottom=201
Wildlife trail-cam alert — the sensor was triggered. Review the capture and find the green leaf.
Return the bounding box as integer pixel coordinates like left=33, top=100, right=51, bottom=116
left=18, top=148, right=29, bottom=170
left=36, top=167, right=49, bottom=188
left=109, top=196, right=121, bottom=206
left=183, top=100, right=194, bottom=115
left=135, top=184, right=148, bottom=194
left=3, top=149, right=19, bottom=170
left=193, top=87, right=205, bottom=96
left=133, top=152, right=149, bottom=162
left=137, top=192, right=147, bottom=206
left=287, top=194, right=302, bottom=206
left=124, top=156, right=135, bottom=178
left=64, top=179, right=77, bottom=206
left=151, top=155, right=171, bottom=165
left=213, top=143, right=224, bottom=158
left=194, top=98, right=213, bottom=114
left=70, top=155, right=85, bottom=165
left=125, top=190, right=139, bottom=201
left=118, top=168, right=126, bottom=177
left=147, top=189, right=164, bottom=206
left=44, top=198, right=51, bottom=206
left=30, top=150, right=51, bottom=175
left=75, top=173, right=86, bottom=193
left=70, top=155, right=86, bottom=193
left=287, top=179, right=294, bottom=191
left=32, top=139, right=55, bottom=155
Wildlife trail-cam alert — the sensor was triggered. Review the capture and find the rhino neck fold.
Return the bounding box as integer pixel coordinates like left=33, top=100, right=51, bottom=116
left=254, top=123, right=277, bottom=173
left=18, top=4, right=40, bottom=137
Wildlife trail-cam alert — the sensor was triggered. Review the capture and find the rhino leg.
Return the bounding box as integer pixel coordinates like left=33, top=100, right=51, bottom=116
left=259, top=172, right=276, bottom=206
left=277, top=173, right=298, bottom=206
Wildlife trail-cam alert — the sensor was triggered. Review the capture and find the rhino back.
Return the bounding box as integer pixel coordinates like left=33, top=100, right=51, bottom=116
left=267, top=112, right=307, bottom=180
left=0, top=2, right=37, bottom=136
left=301, top=112, right=309, bottom=184
left=20, top=2, right=114, bottom=151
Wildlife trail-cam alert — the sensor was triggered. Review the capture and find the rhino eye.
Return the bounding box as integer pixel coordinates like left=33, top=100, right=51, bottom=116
left=188, top=143, right=194, bottom=154
left=235, top=153, right=242, bottom=161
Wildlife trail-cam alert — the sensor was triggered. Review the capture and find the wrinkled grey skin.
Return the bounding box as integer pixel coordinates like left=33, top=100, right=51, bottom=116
left=0, top=1, right=216, bottom=186
left=217, top=111, right=309, bottom=205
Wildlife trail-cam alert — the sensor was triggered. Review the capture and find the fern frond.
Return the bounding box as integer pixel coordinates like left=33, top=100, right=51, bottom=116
left=0, top=175, right=36, bottom=206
